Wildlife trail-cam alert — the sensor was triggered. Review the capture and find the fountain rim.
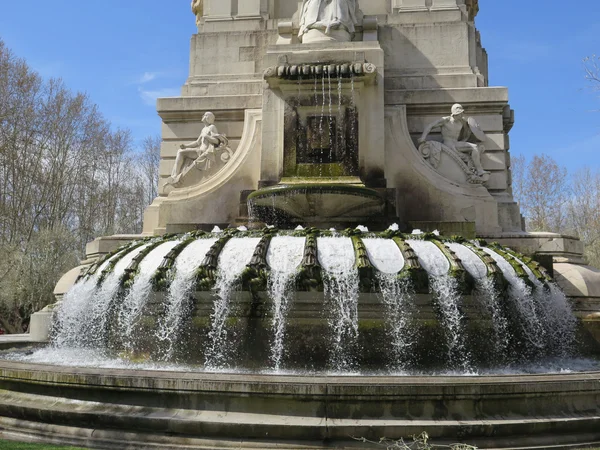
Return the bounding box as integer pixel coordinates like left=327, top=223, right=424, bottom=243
left=2, top=359, right=599, bottom=385
left=246, top=183, right=384, bottom=202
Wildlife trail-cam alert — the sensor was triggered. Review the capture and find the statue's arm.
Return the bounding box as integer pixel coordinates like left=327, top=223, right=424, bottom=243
left=180, top=137, right=202, bottom=150
left=418, top=117, right=448, bottom=144
left=205, top=125, right=223, bottom=145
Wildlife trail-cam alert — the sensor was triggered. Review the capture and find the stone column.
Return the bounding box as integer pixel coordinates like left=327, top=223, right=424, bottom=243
left=392, top=0, right=428, bottom=11
left=204, top=0, right=233, bottom=21
left=237, top=0, right=262, bottom=19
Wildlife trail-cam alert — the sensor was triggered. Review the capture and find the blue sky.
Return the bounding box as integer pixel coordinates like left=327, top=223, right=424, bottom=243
left=0, top=1, right=599, bottom=171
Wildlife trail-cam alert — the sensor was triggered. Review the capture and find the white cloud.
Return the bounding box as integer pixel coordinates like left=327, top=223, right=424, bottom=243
left=138, top=72, right=159, bottom=84
left=138, top=87, right=181, bottom=106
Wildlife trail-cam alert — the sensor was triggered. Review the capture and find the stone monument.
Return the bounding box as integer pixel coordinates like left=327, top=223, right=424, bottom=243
left=9, top=1, right=600, bottom=448
left=29, top=0, right=592, bottom=359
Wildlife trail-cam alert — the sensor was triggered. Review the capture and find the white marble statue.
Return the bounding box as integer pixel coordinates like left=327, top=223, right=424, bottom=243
left=418, top=104, right=490, bottom=183
left=165, top=112, right=232, bottom=186
left=299, top=0, right=361, bottom=42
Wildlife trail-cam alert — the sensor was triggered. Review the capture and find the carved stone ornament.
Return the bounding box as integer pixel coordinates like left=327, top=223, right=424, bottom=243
left=418, top=104, right=490, bottom=185
left=165, top=112, right=235, bottom=189
left=191, top=0, right=203, bottom=26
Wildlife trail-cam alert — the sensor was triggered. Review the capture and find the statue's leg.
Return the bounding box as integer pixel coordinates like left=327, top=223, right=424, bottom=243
left=457, top=142, right=488, bottom=175
left=172, top=149, right=199, bottom=178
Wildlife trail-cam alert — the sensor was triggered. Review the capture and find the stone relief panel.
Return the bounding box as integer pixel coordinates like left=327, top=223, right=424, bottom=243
left=165, top=112, right=235, bottom=189
left=418, top=104, right=490, bottom=185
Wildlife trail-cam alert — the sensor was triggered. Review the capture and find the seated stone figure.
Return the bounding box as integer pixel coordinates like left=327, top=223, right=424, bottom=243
left=418, top=104, right=490, bottom=184
left=299, top=0, right=361, bottom=43
left=165, top=112, right=231, bottom=187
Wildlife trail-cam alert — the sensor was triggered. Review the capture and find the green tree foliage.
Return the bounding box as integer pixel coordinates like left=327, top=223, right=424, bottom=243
left=0, top=40, right=160, bottom=332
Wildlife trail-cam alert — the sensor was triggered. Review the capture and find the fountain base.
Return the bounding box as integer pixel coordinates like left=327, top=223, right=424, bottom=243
left=1, top=360, right=600, bottom=449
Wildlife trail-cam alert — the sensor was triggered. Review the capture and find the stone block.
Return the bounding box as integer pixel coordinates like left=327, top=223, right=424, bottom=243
left=85, top=235, right=140, bottom=260
left=392, top=0, right=428, bottom=11
left=481, top=151, right=506, bottom=171
left=29, top=309, right=53, bottom=342
left=485, top=171, right=508, bottom=190
left=237, top=0, right=262, bottom=18
left=204, top=0, right=233, bottom=20
left=431, top=0, right=459, bottom=10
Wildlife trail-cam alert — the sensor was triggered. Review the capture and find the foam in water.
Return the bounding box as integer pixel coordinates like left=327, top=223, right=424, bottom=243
left=266, top=236, right=306, bottom=370
left=116, top=240, right=181, bottom=352
left=363, top=238, right=405, bottom=274
left=156, top=238, right=217, bottom=361
left=53, top=243, right=152, bottom=349
left=318, top=237, right=359, bottom=372
left=204, top=237, right=262, bottom=370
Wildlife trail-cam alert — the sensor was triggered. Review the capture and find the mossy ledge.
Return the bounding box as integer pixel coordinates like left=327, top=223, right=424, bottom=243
left=85, top=228, right=556, bottom=296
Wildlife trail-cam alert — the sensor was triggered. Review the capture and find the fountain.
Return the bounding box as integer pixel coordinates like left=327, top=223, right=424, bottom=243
left=2, top=1, right=600, bottom=448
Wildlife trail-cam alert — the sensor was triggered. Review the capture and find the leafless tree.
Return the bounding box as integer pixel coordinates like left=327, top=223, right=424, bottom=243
left=566, top=167, right=600, bottom=267
left=0, top=40, right=161, bottom=332
left=512, top=154, right=569, bottom=232
left=584, top=55, right=600, bottom=91
left=140, top=135, right=162, bottom=205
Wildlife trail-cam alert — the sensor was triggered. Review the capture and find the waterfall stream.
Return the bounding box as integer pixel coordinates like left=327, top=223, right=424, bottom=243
left=318, top=236, right=359, bottom=372
left=204, top=237, right=261, bottom=370
left=447, top=243, right=510, bottom=358
left=54, top=243, right=152, bottom=349
left=117, top=240, right=181, bottom=352
left=157, top=238, right=217, bottom=361
left=409, top=240, right=471, bottom=370
left=481, top=247, right=546, bottom=353
left=507, top=253, right=577, bottom=356
left=266, top=236, right=305, bottom=371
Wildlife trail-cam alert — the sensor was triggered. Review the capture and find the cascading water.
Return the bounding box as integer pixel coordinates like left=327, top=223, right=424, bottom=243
left=409, top=239, right=471, bottom=370
left=117, top=240, right=181, bottom=353
left=318, top=236, right=359, bottom=372
left=53, top=243, right=152, bottom=349
left=507, top=253, right=577, bottom=356
left=204, top=237, right=262, bottom=370
left=363, top=238, right=415, bottom=370
left=52, top=256, right=116, bottom=349
left=266, top=236, right=305, bottom=371
left=156, top=238, right=217, bottom=361
left=447, top=243, right=510, bottom=359
left=480, top=247, right=547, bottom=354
left=33, top=229, right=592, bottom=375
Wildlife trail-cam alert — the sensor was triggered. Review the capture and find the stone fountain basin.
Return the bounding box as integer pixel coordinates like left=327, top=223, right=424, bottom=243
left=1, top=359, right=600, bottom=449
left=247, top=184, right=386, bottom=223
